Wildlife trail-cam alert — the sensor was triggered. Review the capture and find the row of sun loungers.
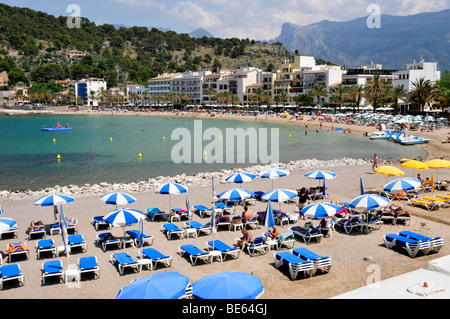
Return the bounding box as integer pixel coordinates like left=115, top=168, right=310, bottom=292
left=384, top=231, right=444, bottom=258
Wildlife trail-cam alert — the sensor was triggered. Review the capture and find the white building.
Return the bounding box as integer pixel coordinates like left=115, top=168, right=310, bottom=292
left=75, top=78, right=107, bottom=106
left=393, top=59, right=441, bottom=92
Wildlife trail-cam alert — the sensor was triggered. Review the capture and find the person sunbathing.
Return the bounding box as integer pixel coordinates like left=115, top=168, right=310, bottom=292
left=7, top=241, right=29, bottom=253
left=27, top=220, right=44, bottom=231
left=268, top=225, right=280, bottom=239
left=67, top=217, right=78, bottom=225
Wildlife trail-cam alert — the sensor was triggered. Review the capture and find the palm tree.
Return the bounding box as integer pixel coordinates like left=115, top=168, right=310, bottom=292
left=152, top=94, right=164, bottom=109
left=164, top=92, right=177, bottom=109
left=389, top=86, right=407, bottom=115
left=347, top=85, right=365, bottom=113
left=89, top=90, right=97, bottom=108
left=205, top=87, right=217, bottom=109
left=409, top=77, right=437, bottom=113
left=365, top=72, right=386, bottom=108
left=142, top=90, right=150, bottom=108
left=309, top=84, right=328, bottom=106
left=331, top=85, right=349, bottom=112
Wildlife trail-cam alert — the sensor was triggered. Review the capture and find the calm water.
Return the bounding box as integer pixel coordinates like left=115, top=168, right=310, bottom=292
left=0, top=114, right=426, bottom=191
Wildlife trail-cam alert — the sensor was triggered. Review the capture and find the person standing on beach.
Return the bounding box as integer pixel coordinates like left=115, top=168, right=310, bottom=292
left=372, top=154, right=379, bottom=171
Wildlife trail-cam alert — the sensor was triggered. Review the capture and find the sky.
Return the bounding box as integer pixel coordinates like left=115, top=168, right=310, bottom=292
left=1, top=0, right=449, bottom=40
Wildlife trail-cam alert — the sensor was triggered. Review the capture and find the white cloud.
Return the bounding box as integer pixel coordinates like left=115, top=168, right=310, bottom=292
left=169, top=1, right=222, bottom=29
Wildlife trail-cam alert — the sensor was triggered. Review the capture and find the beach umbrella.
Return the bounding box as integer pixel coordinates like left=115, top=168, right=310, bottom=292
left=258, top=168, right=290, bottom=189
left=360, top=177, right=365, bottom=195
left=100, top=192, right=136, bottom=209
left=0, top=218, right=16, bottom=233
left=0, top=204, right=3, bottom=214
left=383, top=178, right=422, bottom=193
left=262, top=202, right=275, bottom=230
left=155, top=183, right=188, bottom=212
left=116, top=272, right=191, bottom=299
left=349, top=194, right=389, bottom=212
left=192, top=272, right=264, bottom=299
left=103, top=208, right=145, bottom=239
left=261, top=188, right=297, bottom=203
left=305, top=170, right=337, bottom=180
left=424, top=159, right=450, bottom=182
left=34, top=194, right=74, bottom=207
left=225, top=172, right=256, bottom=185
left=300, top=202, right=341, bottom=219
left=216, top=188, right=255, bottom=202
left=374, top=166, right=405, bottom=177
left=401, top=160, right=429, bottom=171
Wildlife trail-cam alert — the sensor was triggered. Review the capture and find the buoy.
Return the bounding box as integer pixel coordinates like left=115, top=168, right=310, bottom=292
left=57, top=154, right=61, bottom=160
left=289, top=134, right=292, bottom=138
left=52, top=138, right=56, bottom=143
left=204, top=151, right=207, bottom=156
left=138, top=153, right=142, bottom=158
left=110, top=137, right=113, bottom=142
left=218, top=135, right=221, bottom=139
left=162, top=137, right=165, bottom=140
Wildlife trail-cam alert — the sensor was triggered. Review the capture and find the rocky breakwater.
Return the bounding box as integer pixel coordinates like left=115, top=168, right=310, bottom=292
left=0, top=157, right=370, bottom=202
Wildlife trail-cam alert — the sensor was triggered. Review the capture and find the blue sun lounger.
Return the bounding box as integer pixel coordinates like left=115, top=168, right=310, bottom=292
left=35, top=239, right=56, bottom=259
left=96, top=232, right=121, bottom=252
left=383, top=233, right=432, bottom=258
left=41, top=260, right=64, bottom=285
left=273, top=251, right=315, bottom=280
left=78, top=256, right=100, bottom=279
left=68, top=234, right=87, bottom=253
left=0, top=264, right=24, bottom=290
left=91, top=216, right=111, bottom=230
left=292, top=247, right=332, bottom=275
left=206, top=240, right=240, bottom=261
left=246, top=237, right=268, bottom=257
left=139, top=248, right=173, bottom=270
left=161, top=223, right=185, bottom=240
left=399, top=231, right=444, bottom=253
left=146, top=207, right=167, bottom=221
left=178, top=244, right=213, bottom=266
left=110, top=252, right=141, bottom=275
left=184, top=220, right=212, bottom=236
left=192, top=205, right=212, bottom=218
left=126, top=230, right=154, bottom=247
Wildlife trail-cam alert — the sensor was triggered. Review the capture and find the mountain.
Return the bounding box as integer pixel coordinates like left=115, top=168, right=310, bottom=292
left=271, top=9, right=450, bottom=71
left=189, top=28, right=214, bottom=38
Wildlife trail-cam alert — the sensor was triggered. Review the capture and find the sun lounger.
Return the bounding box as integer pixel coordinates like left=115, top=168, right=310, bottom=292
left=409, top=198, right=440, bottom=211
left=398, top=231, right=444, bottom=254
left=277, top=232, right=295, bottom=249
left=395, top=213, right=411, bottom=226
left=110, top=252, right=141, bottom=275
left=0, top=219, right=18, bottom=240
left=254, top=191, right=265, bottom=201
left=139, top=248, right=173, bottom=270
left=35, top=239, right=56, bottom=259
left=381, top=211, right=396, bottom=224
left=41, top=260, right=64, bottom=285
left=214, top=202, right=234, bottom=215
left=291, top=226, right=323, bottom=244
left=273, top=251, right=315, bottom=280
left=161, top=223, right=185, bottom=240
left=335, top=216, right=363, bottom=234
left=243, top=219, right=258, bottom=230
left=292, top=247, right=332, bottom=275
left=215, top=216, right=231, bottom=231
left=435, top=194, right=450, bottom=201
left=178, top=244, right=213, bottom=266
left=422, top=196, right=448, bottom=208
left=0, top=264, right=24, bottom=290
left=7, top=241, right=30, bottom=262
left=48, top=222, right=61, bottom=236
left=66, top=218, right=78, bottom=234
left=274, top=210, right=290, bottom=226
left=96, top=232, right=121, bottom=252
left=125, top=230, right=154, bottom=247
left=192, top=205, right=212, bottom=218
left=246, top=237, right=268, bottom=257
left=28, top=227, right=46, bottom=240
left=91, top=216, right=111, bottom=230
left=78, top=256, right=100, bottom=279
left=383, top=233, right=432, bottom=258
left=171, top=208, right=190, bottom=221
left=361, top=214, right=383, bottom=232
left=206, top=240, right=240, bottom=261
left=146, top=207, right=167, bottom=221
left=184, top=220, right=212, bottom=237
left=68, top=234, right=87, bottom=253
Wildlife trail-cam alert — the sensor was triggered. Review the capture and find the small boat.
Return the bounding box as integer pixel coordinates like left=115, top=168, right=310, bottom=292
left=400, top=135, right=430, bottom=145
left=368, top=131, right=389, bottom=140
left=42, top=127, right=73, bottom=132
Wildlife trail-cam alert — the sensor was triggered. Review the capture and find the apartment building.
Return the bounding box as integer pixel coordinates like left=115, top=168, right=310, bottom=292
left=393, top=59, right=441, bottom=92
left=75, top=78, right=107, bottom=106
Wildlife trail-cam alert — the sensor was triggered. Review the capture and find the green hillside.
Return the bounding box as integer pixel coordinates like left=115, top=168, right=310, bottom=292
left=0, top=3, right=291, bottom=88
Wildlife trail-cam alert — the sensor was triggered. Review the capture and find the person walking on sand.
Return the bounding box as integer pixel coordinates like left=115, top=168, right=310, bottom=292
left=372, top=154, right=379, bottom=172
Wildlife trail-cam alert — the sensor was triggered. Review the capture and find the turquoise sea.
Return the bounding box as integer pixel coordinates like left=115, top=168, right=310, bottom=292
left=0, top=113, right=426, bottom=191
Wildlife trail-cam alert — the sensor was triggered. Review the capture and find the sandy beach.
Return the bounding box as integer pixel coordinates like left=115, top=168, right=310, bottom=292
left=0, top=107, right=449, bottom=300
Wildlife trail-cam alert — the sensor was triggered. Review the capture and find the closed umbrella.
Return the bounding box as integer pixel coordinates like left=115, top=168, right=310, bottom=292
left=300, top=202, right=341, bottom=219
left=262, top=202, right=275, bottom=231
left=100, top=192, right=136, bottom=209
left=0, top=204, right=3, bottom=214
left=116, top=272, right=191, bottom=299
left=192, top=272, right=264, bottom=299
left=258, top=168, right=289, bottom=189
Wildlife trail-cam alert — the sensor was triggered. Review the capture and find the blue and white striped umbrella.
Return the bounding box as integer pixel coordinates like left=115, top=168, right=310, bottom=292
left=225, top=172, right=256, bottom=184
left=216, top=188, right=255, bottom=202
left=383, top=178, right=421, bottom=193
left=305, top=170, right=337, bottom=180
left=0, top=204, right=3, bottom=214
left=301, top=202, right=341, bottom=219
left=349, top=194, right=389, bottom=211
left=100, top=192, right=136, bottom=206
left=261, top=189, right=297, bottom=203
left=34, top=194, right=74, bottom=207
left=0, top=218, right=16, bottom=233
left=262, top=202, right=275, bottom=229
left=104, top=208, right=145, bottom=227
left=156, top=183, right=188, bottom=195
left=258, top=168, right=289, bottom=179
